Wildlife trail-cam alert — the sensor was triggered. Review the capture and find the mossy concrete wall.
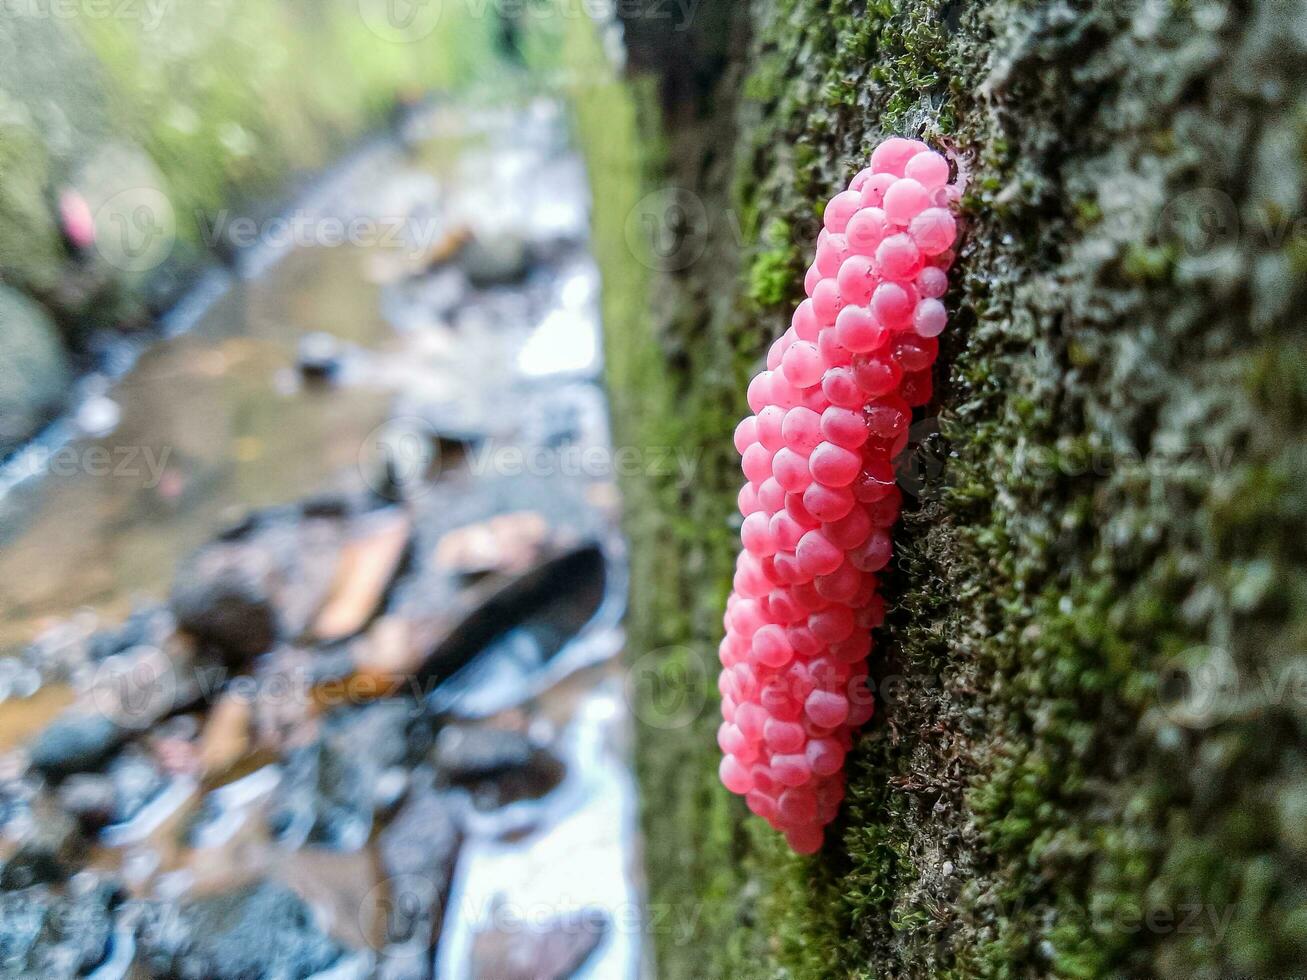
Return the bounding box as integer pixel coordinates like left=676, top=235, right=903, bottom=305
left=590, top=0, right=1307, bottom=976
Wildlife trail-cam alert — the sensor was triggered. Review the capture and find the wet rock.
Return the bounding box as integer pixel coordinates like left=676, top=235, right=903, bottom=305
left=55, top=746, right=164, bottom=833
left=374, top=781, right=461, bottom=980
left=19, top=610, right=99, bottom=686
left=105, top=748, right=166, bottom=824
left=269, top=701, right=431, bottom=850
left=0, top=877, right=120, bottom=979
left=137, top=881, right=354, bottom=980
left=89, top=640, right=209, bottom=735
left=169, top=548, right=279, bottom=664
left=469, top=908, right=608, bottom=980
left=0, top=285, right=70, bottom=455
left=171, top=507, right=352, bottom=664
left=459, top=233, right=530, bottom=288
left=0, top=792, right=87, bottom=889
left=196, top=690, right=252, bottom=776
left=433, top=725, right=564, bottom=809
left=27, top=713, right=125, bottom=781
left=87, top=602, right=175, bottom=662
left=296, top=331, right=342, bottom=384
left=312, top=509, right=412, bottom=643
left=55, top=774, right=116, bottom=830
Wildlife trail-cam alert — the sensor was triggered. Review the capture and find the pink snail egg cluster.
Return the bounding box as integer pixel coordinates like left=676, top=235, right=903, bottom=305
left=718, top=137, right=960, bottom=855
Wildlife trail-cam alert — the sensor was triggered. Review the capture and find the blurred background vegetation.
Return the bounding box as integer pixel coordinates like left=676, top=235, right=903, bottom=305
left=0, top=0, right=495, bottom=451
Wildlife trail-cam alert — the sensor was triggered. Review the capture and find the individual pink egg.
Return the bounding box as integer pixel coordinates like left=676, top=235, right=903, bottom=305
left=836, top=254, right=877, bottom=305
left=808, top=442, right=862, bottom=487
left=916, top=265, right=948, bottom=299
left=793, top=298, right=821, bottom=341
left=738, top=482, right=761, bottom=517
left=781, top=406, right=823, bottom=455
left=720, top=755, right=754, bottom=794
left=756, top=404, right=786, bottom=450
left=823, top=190, right=862, bottom=233
left=805, top=690, right=851, bottom=728
left=764, top=718, right=806, bottom=753
left=875, top=233, right=924, bottom=281
left=804, top=264, right=822, bottom=296
left=801, top=482, right=856, bottom=523
left=796, top=529, right=844, bottom=577
left=883, top=178, right=931, bottom=225
left=834, top=304, right=887, bottom=353
left=784, top=823, right=824, bottom=855
left=830, top=630, right=873, bottom=664
left=741, top=511, right=778, bottom=557
left=771, top=752, right=813, bottom=787
left=846, top=206, right=890, bottom=255
left=904, top=150, right=950, bottom=189
left=891, top=334, right=938, bottom=372
left=747, top=790, right=778, bottom=821
left=913, top=297, right=947, bottom=337
left=817, top=325, right=854, bottom=367
left=869, top=136, right=926, bottom=176
left=858, top=172, right=897, bottom=208
left=769, top=513, right=806, bottom=552
left=821, top=366, right=864, bottom=408
left=752, top=624, right=794, bottom=668
left=820, top=406, right=869, bottom=449
left=806, top=737, right=845, bottom=777
left=809, top=605, right=855, bottom=644
left=777, top=785, right=818, bottom=825
left=733, top=416, right=758, bottom=455
left=746, top=371, right=771, bottom=413
left=823, top=505, right=873, bottom=550
left=754, top=478, right=784, bottom=515
left=814, top=561, right=863, bottom=603
left=782, top=341, right=824, bottom=388
left=908, top=207, right=957, bottom=256
left=773, top=448, right=814, bottom=492
left=852, top=353, right=902, bottom=397
left=849, top=528, right=893, bottom=572
left=812, top=277, right=844, bottom=325
left=870, top=280, right=915, bottom=328
left=815, top=233, right=850, bottom=278
left=736, top=701, right=766, bottom=740
left=741, top=442, right=773, bottom=484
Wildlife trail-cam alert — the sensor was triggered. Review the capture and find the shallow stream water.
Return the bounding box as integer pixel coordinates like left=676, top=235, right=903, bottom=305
left=0, top=99, right=643, bottom=980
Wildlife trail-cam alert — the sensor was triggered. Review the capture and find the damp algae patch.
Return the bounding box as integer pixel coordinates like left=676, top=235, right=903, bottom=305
left=576, top=0, right=1307, bottom=976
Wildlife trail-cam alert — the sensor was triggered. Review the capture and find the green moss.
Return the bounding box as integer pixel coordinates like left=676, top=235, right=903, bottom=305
left=598, top=0, right=1307, bottom=976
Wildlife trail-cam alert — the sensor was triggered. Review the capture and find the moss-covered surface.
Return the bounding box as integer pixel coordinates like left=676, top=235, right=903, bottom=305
left=569, top=0, right=1307, bottom=976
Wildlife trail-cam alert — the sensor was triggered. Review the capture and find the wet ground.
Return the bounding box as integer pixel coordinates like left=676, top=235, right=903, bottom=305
left=0, top=100, right=642, bottom=979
